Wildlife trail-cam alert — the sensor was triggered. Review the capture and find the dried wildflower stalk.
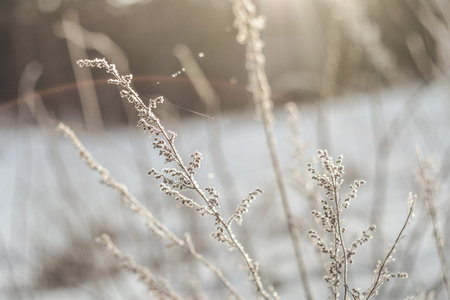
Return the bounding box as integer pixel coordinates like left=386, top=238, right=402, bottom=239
left=57, top=122, right=242, bottom=299
left=307, top=149, right=415, bottom=299
left=230, top=1, right=313, bottom=299
left=72, top=58, right=273, bottom=299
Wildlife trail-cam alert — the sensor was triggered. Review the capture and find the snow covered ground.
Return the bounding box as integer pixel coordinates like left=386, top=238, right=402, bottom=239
left=1, top=81, right=450, bottom=299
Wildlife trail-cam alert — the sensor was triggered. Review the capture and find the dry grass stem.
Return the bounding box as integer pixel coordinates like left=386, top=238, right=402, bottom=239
left=231, top=1, right=313, bottom=299
left=56, top=122, right=243, bottom=299
left=96, top=234, right=182, bottom=300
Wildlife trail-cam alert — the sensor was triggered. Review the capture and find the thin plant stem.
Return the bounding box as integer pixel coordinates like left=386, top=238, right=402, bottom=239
left=57, top=122, right=243, bottom=300
left=230, top=1, right=314, bottom=299
left=332, top=183, right=349, bottom=299
left=365, top=194, right=416, bottom=299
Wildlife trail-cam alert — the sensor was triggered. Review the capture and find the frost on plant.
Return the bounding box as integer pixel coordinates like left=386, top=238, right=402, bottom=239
left=76, top=58, right=275, bottom=299
left=307, top=149, right=415, bottom=299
